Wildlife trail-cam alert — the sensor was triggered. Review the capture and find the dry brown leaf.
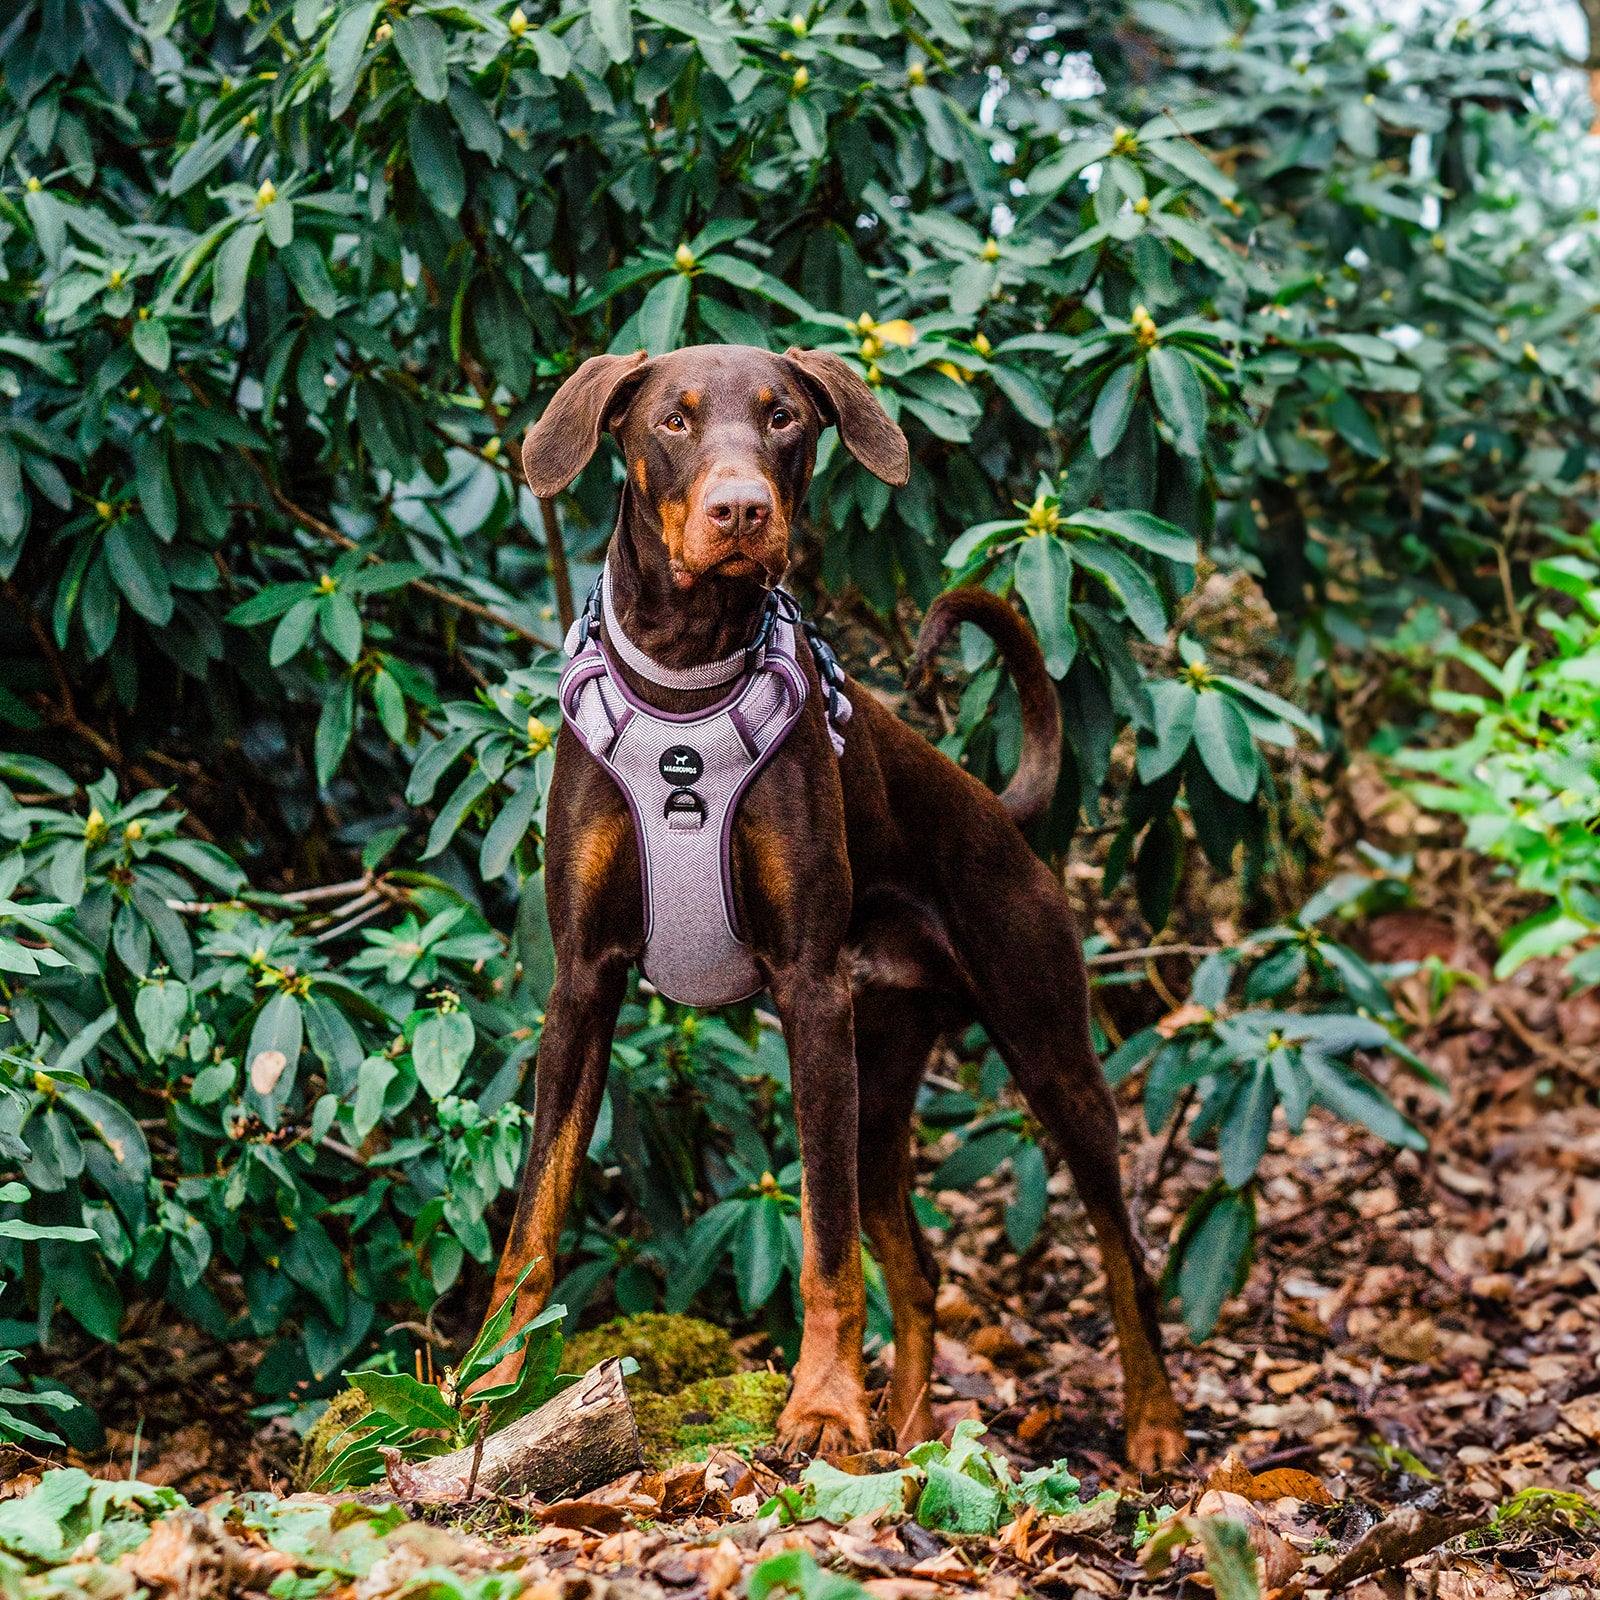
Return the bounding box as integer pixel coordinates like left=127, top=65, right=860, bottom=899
left=1266, top=1364, right=1321, bottom=1396
left=1034, top=1556, right=1121, bottom=1594
left=909, top=1547, right=981, bottom=1584
left=1049, top=1496, right=1120, bottom=1537
left=830, top=1531, right=920, bottom=1576
left=1157, top=1002, right=1211, bottom=1038
left=536, top=1499, right=632, bottom=1533
left=1320, top=1506, right=1483, bottom=1590
left=1559, top=1392, right=1600, bottom=1444
left=702, top=1538, right=744, bottom=1600
left=1203, top=1453, right=1335, bottom=1507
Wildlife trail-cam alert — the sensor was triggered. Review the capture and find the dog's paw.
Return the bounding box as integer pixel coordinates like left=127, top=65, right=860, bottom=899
left=777, top=1395, right=873, bottom=1461
left=1125, top=1407, right=1186, bottom=1476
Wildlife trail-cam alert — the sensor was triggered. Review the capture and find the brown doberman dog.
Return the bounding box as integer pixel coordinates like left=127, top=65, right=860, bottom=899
left=473, top=342, right=1185, bottom=1472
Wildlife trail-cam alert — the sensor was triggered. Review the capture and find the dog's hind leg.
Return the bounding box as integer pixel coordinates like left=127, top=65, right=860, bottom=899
left=959, top=898, right=1185, bottom=1474
left=853, top=987, right=947, bottom=1449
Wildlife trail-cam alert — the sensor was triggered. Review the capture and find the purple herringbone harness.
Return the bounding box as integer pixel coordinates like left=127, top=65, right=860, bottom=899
left=559, top=565, right=851, bottom=1008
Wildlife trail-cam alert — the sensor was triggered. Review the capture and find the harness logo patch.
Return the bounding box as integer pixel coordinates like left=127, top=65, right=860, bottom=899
left=660, top=746, right=703, bottom=785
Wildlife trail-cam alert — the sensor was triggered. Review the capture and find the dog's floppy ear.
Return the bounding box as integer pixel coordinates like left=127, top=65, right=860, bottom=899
left=522, top=351, right=650, bottom=498
left=782, top=347, right=910, bottom=487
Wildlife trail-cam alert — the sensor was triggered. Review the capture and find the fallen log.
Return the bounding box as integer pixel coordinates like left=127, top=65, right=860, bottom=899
left=381, top=1357, right=643, bottom=1503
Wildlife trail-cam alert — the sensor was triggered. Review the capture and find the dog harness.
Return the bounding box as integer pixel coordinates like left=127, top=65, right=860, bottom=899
left=559, top=566, right=851, bottom=1008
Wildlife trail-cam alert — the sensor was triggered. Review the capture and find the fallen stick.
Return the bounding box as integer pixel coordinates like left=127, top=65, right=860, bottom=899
left=380, top=1358, right=642, bottom=1503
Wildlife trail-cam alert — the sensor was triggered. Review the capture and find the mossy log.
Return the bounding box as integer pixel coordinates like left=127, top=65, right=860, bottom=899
left=381, top=1358, right=642, bottom=1502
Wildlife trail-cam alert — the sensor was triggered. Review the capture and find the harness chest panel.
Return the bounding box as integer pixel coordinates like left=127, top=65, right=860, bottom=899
left=559, top=579, right=846, bottom=1008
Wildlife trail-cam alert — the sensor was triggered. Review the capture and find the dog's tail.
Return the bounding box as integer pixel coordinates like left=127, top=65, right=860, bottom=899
left=908, top=587, right=1062, bottom=830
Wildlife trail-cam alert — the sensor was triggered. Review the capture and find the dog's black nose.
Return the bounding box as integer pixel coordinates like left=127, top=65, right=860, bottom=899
left=704, top=477, right=772, bottom=537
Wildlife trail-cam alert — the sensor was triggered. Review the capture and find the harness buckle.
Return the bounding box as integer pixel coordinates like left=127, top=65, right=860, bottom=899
left=742, top=591, right=784, bottom=676
left=664, top=787, right=707, bottom=831
left=576, top=572, right=604, bottom=650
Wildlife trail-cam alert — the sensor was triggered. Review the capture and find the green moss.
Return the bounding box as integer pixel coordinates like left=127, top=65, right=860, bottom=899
left=634, top=1371, right=790, bottom=1468
left=563, top=1313, right=734, bottom=1397
left=295, top=1385, right=374, bottom=1490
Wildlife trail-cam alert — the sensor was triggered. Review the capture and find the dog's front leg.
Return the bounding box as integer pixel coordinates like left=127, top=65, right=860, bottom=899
left=473, top=952, right=627, bottom=1391
left=769, top=951, right=873, bottom=1459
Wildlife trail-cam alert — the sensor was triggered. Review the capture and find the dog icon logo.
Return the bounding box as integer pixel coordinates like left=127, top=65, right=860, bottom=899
left=660, top=746, right=704, bottom=785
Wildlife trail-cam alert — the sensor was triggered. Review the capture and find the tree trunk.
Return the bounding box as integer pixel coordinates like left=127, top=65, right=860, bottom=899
left=381, top=1359, right=642, bottom=1503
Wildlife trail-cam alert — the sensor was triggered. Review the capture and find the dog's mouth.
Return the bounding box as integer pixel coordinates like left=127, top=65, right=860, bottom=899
left=709, top=552, right=766, bottom=577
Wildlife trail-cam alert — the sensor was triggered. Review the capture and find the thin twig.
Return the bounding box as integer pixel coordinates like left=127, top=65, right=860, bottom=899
left=1085, top=942, right=1223, bottom=967
left=387, top=1319, right=452, bottom=1348
left=319, top=1135, right=368, bottom=1167
left=1134, top=1082, right=1198, bottom=1251
left=263, top=477, right=558, bottom=649
left=166, top=873, right=393, bottom=916
left=237, top=451, right=557, bottom=650
left=1488, top=997, right=1565, bottom=1065
left=540, top=497, right=576, bottom=636
left=280, top=875, right=375, bottom=904
left=177, top=358, right=556, bottom=651
left=303, top=888, right=383, bottom=929
left=1144, top=957, right=1181, bottom=1011
left=315, top=898, right=392, bottom=944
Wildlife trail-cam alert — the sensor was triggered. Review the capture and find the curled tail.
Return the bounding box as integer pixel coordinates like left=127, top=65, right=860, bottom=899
left=908, top=587, right=1062, bottom=830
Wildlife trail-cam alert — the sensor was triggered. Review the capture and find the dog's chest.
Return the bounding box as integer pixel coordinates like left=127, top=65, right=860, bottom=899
left=558, top=615, right=808, bottom=1008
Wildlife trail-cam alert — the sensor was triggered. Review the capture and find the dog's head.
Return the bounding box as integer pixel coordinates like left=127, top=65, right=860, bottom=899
left=522, top=343, right=909, bottom=590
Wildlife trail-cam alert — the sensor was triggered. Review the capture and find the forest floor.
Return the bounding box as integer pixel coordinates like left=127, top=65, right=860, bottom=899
left=7, top=581, right=1600, bottom=1598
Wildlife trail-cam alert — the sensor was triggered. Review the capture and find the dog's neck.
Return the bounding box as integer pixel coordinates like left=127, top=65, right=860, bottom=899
left=601, top=486, right=775, bottom=709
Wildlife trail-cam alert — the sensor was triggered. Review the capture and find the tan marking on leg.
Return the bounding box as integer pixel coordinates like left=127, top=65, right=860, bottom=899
left=862, top=1203, right=936, bottom=1447
left=744, top=821, right=793, bottom=909
left=777, top=1189, right=870, bottom=1459
left=573, top=811, right=629, bottom=897
left=474, top=1111, right=587, bottom=1392
left=1084, top=1200, right=1184, bottom=1473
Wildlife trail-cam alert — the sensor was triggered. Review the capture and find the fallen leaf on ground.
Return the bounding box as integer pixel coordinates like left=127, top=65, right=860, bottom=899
left=1204, top=1453, right=1336, bottom=1507
left=1320, top=1505, right=1484, bottom=1590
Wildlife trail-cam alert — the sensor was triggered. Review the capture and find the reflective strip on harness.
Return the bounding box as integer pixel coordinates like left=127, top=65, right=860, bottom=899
left=559, top=602, right=823, bottom=1008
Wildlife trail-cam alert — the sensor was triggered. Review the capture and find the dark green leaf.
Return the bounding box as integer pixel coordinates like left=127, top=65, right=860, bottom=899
left=409, top=103, right=465, bottom=218
left=1089, top=363, right=1141, bottom=458
left=1011, top=536, right=1075, bottom=678
left=1192, top=690, right=1258, bottom=802
left=390, top=13, right=448, bottom=101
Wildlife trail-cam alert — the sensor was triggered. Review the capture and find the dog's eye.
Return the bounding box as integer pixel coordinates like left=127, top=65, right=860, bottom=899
left=770, top=408, right=793, bottom=429
left=662, top=413, right=687, bottom=432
